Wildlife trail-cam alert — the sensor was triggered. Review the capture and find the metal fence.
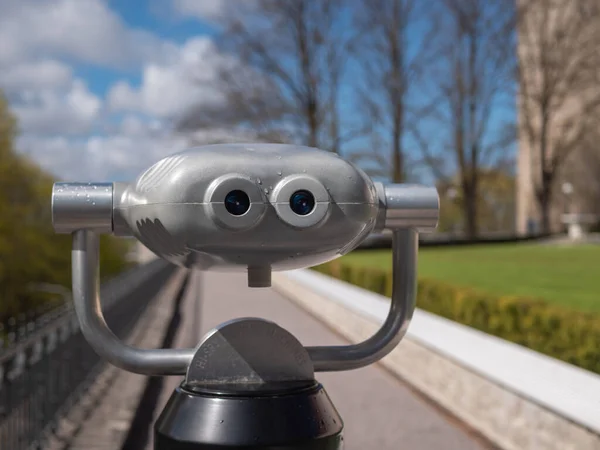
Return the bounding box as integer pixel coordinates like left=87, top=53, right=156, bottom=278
left=0, top=259, right=177, bottom=450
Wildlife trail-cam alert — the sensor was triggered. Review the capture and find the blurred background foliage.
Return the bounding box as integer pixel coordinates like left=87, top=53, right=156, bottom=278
left=436, top=168, right=516, bottom=234
left=0, top=92, right=130, bottom=322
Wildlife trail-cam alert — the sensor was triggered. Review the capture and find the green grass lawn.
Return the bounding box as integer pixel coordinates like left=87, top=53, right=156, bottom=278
left=341, top=243, right=600, bottom=313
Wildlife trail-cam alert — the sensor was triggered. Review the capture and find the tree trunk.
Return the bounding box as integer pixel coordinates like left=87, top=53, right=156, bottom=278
left=539, top=185, right=552, bottom=235
left=464, top=192, right=478, bottom=239
left=392, top=123, right=403, bottom=182
left=307, top=99, right=319, bottom=148
left=462, top=176, right=479, bottom=239
left=390, top=1, right=404, bottom=184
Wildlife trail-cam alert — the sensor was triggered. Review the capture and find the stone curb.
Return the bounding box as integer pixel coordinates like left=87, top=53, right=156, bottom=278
left=271, top=273, right=600, bottom=450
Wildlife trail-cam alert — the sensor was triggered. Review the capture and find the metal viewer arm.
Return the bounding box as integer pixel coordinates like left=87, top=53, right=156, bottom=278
left=306, top=228, right=417, bottom=371
left=72, top=230, right=194, bottom=375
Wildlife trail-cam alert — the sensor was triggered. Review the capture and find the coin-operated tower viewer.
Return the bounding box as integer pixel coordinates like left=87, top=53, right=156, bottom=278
left=51, top=143, right=439, bottom=449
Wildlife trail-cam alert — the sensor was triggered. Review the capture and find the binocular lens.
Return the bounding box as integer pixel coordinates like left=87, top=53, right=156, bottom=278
left=289, top=190, right=315, bottom=216
left=224, top=189, right=316, bottom=217
left=225, top=190, right=250, bottom=216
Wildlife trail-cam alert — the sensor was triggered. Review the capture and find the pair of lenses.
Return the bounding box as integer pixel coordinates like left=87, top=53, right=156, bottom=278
left=224, top=190, right=315, bottom=216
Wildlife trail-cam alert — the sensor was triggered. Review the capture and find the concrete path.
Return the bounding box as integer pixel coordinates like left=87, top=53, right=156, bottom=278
left=194, top=271, right=490, bottom=450
left=143, top=271, right=203, bottom=450
left=48, top=268, right=491, bottom=450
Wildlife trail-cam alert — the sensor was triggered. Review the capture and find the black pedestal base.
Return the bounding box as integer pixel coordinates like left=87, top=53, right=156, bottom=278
left=154, top=382, right=344, bottom=450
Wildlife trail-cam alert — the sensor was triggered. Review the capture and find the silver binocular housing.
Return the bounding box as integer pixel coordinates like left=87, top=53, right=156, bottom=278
left=52, top=144, right=438, bottom=287
left=51, top=144, right=439, bottom=379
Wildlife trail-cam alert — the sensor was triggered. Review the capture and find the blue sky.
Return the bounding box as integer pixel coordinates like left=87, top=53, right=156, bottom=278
left=83, top=1, right=217, bottom=96
left=0, top=0, right=230, bottom=181
left=0, top=0, right=515, bottom=184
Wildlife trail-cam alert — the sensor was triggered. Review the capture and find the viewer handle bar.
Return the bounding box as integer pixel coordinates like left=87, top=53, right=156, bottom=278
left=69, top=183, right=437, bottom=376
left=72, top=230, right=194, bottom=375
left=306, top=227, right=418, bottom=371
left=305, top=182, right=438, bottom=372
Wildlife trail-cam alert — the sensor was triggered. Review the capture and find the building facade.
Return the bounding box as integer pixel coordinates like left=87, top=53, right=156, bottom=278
left=516, top=0, right=600, bottom=235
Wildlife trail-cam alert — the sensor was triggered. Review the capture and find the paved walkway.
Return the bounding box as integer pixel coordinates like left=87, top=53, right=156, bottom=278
left=143, top=271, right=202, bottom=450
left=49, top=268, right=490, bottom=450
left=194, top=271, right=489, bottom=450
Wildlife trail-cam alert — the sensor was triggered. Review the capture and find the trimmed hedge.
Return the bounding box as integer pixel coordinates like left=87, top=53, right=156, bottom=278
left=312, top=261, right=600, bottom=375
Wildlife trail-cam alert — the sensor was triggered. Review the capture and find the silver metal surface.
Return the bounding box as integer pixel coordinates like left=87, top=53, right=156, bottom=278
left=307, top=228, right=418, bottom=371
left=185, top=317, right=314, bottom=389
left=52, top=182, right=114, bottom=233
left=53, top=144, right=440, bottom=378
left=114, top=144, right=379, bottom=272
left=270, top=174, right=330, bottom=228
left=381, top=184, right=439, bottom=232
left=247, top=266, right=272, bottom=288
left=205, top=173, right=267, bottom=231
left=112, top=182, right=132, bottom=236
left=71, top=230, right=194, bottom=375
left=374, top=182, right=388, bottom=231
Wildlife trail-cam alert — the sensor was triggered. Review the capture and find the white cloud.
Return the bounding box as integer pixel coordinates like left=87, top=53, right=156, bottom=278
left=107, top=37, right=227, bottom=119
left=0, top=60, right=73, bottom=92
left=171, top=0, right=227, bottom=20
left=66, top=80, right=102, bottom=119
left=12, top=79, right=101, bottom=135
left=17, top=123, right=188, bottom=181
left=84, top=132, right=188, bottom=179
left=0, top=0, right=184, bottom=139
left=17, top=114, right=191, bottom=181
left=0, top=0, right=178, bottom=69
left=170, top=0, right=258, bottom=23
left=106, top=82, right=139, bottom=112
left=2, top=0, right=250, bottom=180
left=17, top=115, right=261, bottom=182
left=119, top=115, right=164, bottom=137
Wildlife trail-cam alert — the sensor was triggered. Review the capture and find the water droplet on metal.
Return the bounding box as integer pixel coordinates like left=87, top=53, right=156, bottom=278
left=264, top=189, right=269, bottom=194
left=277, top=171, right=282, bottom=176
left=92, top=202, right=96, bottom=206
left=257, top=178, right=262, bottom=185
left=220, top=420, right=224, bottom=424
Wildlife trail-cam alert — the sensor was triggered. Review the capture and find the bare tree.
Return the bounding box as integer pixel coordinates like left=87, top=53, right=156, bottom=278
left=422, top=0, right=516, bottom=238
left=517, top=0, right=600, bottom=233
left=176, top=62, right=293, bottom=143
left=349, top=0, right=438, bottom=182
left=177, top=0, right=354, bottom=153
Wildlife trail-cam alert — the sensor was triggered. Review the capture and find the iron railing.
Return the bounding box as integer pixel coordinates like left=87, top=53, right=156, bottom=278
left=0, top=259, right=177, bottom=449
